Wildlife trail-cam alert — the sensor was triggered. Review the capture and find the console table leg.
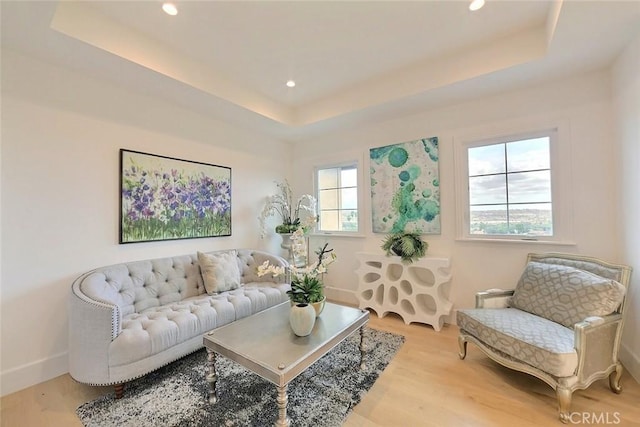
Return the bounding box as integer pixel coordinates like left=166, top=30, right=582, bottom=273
left=206, top=349, right=218, bottom=404
left=274, top=384, right=290, bottom=427
left=359, top=326, right=366, bottom=370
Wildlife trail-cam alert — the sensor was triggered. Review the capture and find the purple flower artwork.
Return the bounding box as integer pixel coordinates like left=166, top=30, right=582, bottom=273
left=119, top=150, right=231, bottom=243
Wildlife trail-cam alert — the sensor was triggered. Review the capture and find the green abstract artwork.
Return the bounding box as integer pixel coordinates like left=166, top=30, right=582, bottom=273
left=369, top=137, right=440, bottom=234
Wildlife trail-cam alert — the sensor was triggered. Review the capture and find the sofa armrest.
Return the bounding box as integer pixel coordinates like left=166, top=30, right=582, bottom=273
left=475, top=289, right=514, bottom=308
left=574, top=313, right=622, bottom=379
left=68, top=277, right=121, bottom=385
left=239, top=249, right=291, bottom=284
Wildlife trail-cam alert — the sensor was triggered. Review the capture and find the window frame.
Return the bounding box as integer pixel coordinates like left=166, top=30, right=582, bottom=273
left=454, top=126, right=574, bottom=244
left=313, top=159, right=363, bottom=236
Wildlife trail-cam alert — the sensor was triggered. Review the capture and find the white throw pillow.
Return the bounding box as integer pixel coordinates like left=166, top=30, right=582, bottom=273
left=198, top=251, right=241, bottom=295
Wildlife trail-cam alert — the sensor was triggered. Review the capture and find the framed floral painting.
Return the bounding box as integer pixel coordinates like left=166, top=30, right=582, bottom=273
left=119, top=149, right=231, bottom=243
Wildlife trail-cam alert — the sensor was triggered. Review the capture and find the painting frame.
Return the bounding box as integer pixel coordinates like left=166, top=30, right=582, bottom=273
left=369, top=137, right=441, bottom=234
left=119, top=149, right=232, bottom=244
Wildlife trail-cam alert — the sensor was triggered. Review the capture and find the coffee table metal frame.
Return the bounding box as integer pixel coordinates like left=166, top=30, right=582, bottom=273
left=203, top=301, right=369, bottom=427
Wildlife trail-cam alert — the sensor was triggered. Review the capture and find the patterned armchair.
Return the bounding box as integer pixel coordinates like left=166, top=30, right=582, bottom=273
left=457, top=253, right=632, bottom=423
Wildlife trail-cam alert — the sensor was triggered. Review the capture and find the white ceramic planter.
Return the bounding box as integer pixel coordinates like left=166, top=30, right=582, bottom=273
left=289, top=303, right=316, bottom=336
left=311, top=296, right=326, bottom=317
left=278, top=232, right=294, bottom=264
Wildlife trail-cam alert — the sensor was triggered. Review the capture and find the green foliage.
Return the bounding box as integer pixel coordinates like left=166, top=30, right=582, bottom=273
left=471, top=221, right=552, bottom=236
left=381, top=232, right=428, bottom=263
left=275, top=220, right=300, bottom=234
left=287, top=275, right=324, bottom=304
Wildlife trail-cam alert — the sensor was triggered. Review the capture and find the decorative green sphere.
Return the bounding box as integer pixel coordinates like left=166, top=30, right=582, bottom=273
left=388, top=148, right=408, bottom=168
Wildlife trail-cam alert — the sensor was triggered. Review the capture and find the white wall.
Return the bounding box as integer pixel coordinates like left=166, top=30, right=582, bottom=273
left=612, top=33, right=640, bottom=382
left=0, top=51, right=291, bottom=395
left=292, top=69, right=622, bottom=330
left=3, top=43, right=638, bottom=395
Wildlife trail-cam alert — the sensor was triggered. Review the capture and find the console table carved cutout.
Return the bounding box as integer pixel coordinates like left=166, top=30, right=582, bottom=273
left=355, top=252, right=452, bottom=331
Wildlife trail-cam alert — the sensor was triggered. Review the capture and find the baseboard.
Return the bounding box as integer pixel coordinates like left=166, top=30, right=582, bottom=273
left=620, top=342, right=640, bottom=383
left=325, top=287, right=359, bottom=307
left=1, top=351, right=68, bottom=397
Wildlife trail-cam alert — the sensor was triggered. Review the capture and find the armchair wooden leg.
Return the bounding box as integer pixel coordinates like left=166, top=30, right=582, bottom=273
left=458, top=334, right=468, bottom=360
left=609, top=363, right=623, bottom=394
left=557, top=386, right=572, bottom=424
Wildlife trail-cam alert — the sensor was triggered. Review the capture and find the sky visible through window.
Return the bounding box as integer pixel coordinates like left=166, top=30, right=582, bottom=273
left=468, top=137, right=552, bottom=236
left=318, top=165, right=358, bottom=232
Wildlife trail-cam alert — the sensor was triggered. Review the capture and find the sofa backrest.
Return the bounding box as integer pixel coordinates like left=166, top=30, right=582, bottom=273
left=74, top=249, right=287, bottom=317
left=237, top=250, right=287, bottom=283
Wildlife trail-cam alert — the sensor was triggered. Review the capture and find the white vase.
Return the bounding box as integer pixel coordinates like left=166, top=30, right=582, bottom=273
left=278, top=231, right=308, bottom=267
left=289, top=303, right=316, bottom=336
left=278, top=232, right=294, bottom=264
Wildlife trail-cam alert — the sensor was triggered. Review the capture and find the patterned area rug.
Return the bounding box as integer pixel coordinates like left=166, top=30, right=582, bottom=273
left=76, top=327, right=404, bottom=427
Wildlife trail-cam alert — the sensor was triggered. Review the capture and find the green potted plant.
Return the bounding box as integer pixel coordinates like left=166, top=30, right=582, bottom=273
left=287, top=275, right=324, bottom=304
left=381, top=231, right=428, bottom=263
left=258, top=240, right=336, bottom=316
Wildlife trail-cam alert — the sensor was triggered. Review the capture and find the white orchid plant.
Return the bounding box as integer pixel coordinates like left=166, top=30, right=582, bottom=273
left=259, top=180, right=317, bottom=238
left=257, top=229, right=337, bottom=297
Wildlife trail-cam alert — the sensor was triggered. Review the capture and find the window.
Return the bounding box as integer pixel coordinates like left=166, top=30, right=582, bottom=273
left=456, top=128, right=572, bottom=242
left=469, top=136, right=552, bottom=236
left=316, top=163, right=359, bottom=233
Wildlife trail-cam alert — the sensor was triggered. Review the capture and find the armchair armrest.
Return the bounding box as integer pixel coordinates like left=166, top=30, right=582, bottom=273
left=574, top=313, right=623, bottom=380
left=475, top=289, right=514, bottom=308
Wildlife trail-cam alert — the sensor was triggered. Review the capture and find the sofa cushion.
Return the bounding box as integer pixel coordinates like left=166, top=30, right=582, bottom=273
left=510, top=262, right=626, bottom=328
left=109, top=283, right=289, bottom=367
left=198, top=251, right=241, bottom=295
left=457, top=308, right=577, bottom=377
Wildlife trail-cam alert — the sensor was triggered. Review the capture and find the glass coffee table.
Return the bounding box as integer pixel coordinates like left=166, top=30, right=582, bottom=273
left=203, top=301, right=369, bottom=427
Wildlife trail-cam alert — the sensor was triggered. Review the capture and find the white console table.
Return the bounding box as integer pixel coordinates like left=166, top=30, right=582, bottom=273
left=355, top=252, right=452, bottom=331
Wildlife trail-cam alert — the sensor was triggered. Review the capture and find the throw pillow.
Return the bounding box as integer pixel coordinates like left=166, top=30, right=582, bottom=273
left=510, top=261, right=626, bottom=328
left=198, top=251, right=241, bottom=295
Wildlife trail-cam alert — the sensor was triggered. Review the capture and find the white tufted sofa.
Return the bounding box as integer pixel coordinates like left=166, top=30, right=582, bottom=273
left=69, top=249, right=289, bottom=397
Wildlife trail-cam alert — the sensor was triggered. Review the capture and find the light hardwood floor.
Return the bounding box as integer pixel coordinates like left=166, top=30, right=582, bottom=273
left=2, top=313, right=639, bottom=427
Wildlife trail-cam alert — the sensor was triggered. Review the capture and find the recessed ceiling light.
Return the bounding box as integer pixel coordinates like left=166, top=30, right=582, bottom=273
left=162, top=3, right=178, bottom=16
left=469, top=0, right=485, bottom=11
left=286, top=80, right=296, bottom=88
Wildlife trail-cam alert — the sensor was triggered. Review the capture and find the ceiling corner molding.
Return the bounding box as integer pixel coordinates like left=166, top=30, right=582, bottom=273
left=546, top=0, right=564, bottom=46
left=295, top=26, right=549, bottom=127
left=49, top=1, right=294, bottom=126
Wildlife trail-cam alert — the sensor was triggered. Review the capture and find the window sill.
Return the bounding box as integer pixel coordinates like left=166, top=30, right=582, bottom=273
left=310, top=232, right=366, bottom=238
left=456, top=237, right=576, bottom=246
